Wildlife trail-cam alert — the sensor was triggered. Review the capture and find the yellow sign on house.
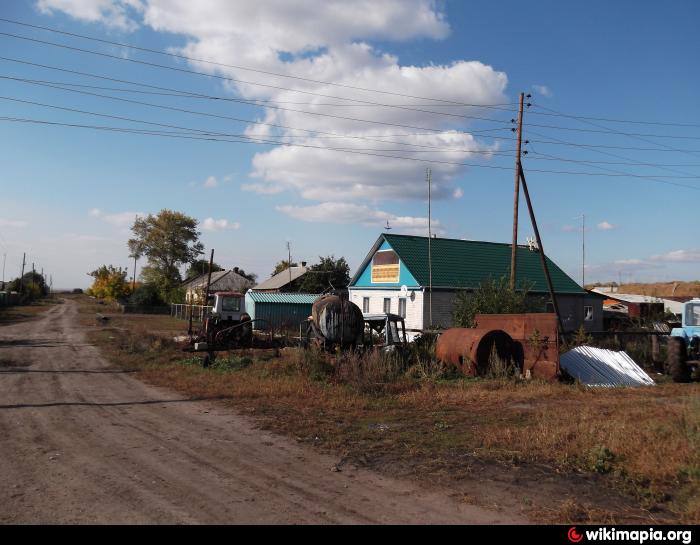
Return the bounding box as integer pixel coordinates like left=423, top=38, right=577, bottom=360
left=371, top=250, right=400, bottom=283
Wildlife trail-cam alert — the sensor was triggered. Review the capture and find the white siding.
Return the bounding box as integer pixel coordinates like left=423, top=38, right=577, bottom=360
left=349, top=288, right=424, bottom=338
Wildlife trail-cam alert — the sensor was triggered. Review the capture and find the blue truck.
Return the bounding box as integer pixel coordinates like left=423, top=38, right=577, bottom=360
left=666, top=299, right=700, bottom=382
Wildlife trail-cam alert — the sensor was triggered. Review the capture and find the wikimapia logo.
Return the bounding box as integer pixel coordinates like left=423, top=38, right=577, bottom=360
left=567, top=527, right=693, bottom=544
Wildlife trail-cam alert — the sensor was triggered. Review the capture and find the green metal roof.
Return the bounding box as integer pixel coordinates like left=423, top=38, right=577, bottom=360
left=351, top=234, right=585, bottom=294
left=245, top=292, right=320, bottom=304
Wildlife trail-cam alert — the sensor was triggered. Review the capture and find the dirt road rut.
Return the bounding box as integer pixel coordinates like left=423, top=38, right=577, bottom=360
left=0, top=300, right=525, bottom=524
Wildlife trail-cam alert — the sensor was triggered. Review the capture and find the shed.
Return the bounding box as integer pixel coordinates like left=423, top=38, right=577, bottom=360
left=245, top=291, right=320, bottom=331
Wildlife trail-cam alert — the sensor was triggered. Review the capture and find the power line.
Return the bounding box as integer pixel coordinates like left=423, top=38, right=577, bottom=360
left=0, top=17, right=519, bottom=110
left=1, top=73, right=516, bottom=140
left=1, top=78, right=520, bottom=156
left=526, top=151, right=700, bottom=169
left=0, top=30, right=514, bottom=125
left=530, top=103, right=700, bottom=176
left=4, top=113, right=700, bottom=189
left=527, top=102, right=700, bottom=129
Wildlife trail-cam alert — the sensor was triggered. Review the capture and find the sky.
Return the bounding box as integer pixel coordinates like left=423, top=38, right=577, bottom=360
left=0, top=0, right=699, bottom=289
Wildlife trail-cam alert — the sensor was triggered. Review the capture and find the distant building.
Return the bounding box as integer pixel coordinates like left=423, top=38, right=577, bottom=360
left=182, top=269, right=255, bottom=304
left=253, top=263, right=309, bottom=292
left=349, top=233, right=602, bottom=337
left=590, top=287, right=666, bottom=319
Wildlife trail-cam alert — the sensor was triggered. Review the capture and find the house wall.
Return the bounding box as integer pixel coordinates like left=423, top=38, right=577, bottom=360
left=349, top=288, right=424, bottom=337
left=422, top=290, right=456, bottom=329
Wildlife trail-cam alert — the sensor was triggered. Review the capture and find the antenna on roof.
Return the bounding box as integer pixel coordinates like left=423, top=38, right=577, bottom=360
left=384, top=219, right=392, bottom=230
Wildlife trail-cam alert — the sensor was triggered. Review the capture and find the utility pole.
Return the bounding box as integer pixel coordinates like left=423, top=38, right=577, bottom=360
left=287, top=241, right=292, bottom=290
left=427, top=168, right=433, bottom=328
left=19, top=253, right=25, bottom=294
left=204, top=249, right=215, bottom=305
left=574, top=214, right=586, bottom=287
left=519, top=164, right=564, bottom=335
left=510, top=92, right=525, bottom=290
left=31, top=262, right=35, bottom=292
left=2, top=252, right=5, bottom=285
left=132, top=253, right=137, bottom=293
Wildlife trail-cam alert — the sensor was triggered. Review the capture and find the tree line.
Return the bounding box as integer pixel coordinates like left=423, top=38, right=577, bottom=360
left=86, top=209, right=350, bottom=305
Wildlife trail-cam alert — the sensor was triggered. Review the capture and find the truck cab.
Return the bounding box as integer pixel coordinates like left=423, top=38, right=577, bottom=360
left=362, top=313, right=408, bottom=352
left=208, top=291, right=247, bottom=322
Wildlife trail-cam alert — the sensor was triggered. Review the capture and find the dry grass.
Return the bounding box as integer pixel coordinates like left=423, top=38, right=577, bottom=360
left=73, top=295, right=700, bottom=524
left=0, top=296, right=62, bottom=326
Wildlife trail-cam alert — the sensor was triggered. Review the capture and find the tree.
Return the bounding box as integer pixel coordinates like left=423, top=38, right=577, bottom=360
left=298, top=256, right=350, bottom=293
left=128, top=210, right=204, bottom=301
left=85, top=265, right=130, bottom=301
left=271, top=260, right=297, bottom=277
left=452, top=276, right=544, bottom=328
left=185, top=259, right=223, bottom=280
left=7, top=271, right=48, bottom=299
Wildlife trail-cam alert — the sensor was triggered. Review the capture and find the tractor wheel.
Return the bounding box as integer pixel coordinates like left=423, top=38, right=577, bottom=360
left=667, top=336, right=691, bottom=383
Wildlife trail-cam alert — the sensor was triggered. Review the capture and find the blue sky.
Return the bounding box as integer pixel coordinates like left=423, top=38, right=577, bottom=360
left=0, top=0, right=698, bottom=289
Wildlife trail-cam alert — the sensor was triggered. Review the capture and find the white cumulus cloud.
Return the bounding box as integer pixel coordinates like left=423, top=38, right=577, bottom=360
left=651, top=249, right=700, bottom=263
left=203, top=175, right=218, bottom=188
left=41, top=1, right=511, bottom=224
left=201, top=218, right=240, bottom=231
left=597, top=221, right=616, bottom=231
left=532, top=84, right=552, bottom=98
left=37, top=0, right=144, bottom=31
left=277, top=202, right=442, bottom=236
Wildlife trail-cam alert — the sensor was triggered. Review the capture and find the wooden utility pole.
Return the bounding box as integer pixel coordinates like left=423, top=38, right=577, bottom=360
left=287, top=241, right=292, bottom=289
left=510, top=92, right=525, bottom=290
left=204, top=248, right=215, bottom=304
left=19, top=253, right=25, bottom=294
left=519, top=164, right=564, bottom=334
left=427, top=168, right=433, bottom=328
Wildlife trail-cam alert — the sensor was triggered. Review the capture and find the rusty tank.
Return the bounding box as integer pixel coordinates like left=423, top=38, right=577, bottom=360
left=309, top=293, right=364, bottom=349
left=435, top=313, right=559, bottom=380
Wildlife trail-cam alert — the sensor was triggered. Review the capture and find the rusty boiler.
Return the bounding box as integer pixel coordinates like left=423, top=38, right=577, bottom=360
left=311, top=293, right=364, bottom=348
left=435, top=313, right=559, bottom=381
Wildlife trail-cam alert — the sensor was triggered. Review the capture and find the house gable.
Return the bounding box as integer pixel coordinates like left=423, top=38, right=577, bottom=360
left=351, top=237, right=420, bottom=289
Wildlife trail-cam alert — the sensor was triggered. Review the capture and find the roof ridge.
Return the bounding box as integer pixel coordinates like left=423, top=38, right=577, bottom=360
left=383, top=232, right=532, bottom=248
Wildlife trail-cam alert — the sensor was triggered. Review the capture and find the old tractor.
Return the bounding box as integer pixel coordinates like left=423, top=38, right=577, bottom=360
left=188, top=291, right=253, bottom=366
left=666, top=298, right=700, bottom=382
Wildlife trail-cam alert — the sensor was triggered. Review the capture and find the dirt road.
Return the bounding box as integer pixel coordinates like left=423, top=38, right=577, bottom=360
left=0, top=300, right=524, bottom=524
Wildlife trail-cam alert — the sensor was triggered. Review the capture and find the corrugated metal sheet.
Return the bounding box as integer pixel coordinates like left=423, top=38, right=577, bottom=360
left=246, top=292, right=319, bottom=304
left=560, top=346, right=655, bottom=387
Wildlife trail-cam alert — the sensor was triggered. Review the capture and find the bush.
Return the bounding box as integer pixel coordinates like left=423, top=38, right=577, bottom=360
left=452, top=276, right=543, bottom=328
left=129, top=284, right=164, bottom=306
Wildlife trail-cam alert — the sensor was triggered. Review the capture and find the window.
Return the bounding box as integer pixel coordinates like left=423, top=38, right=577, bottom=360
left=584, top=305, right=593, bottom=321
left=398, top=298, right=407, bottom=318
left=383, top=298, right=391, bottom=313
left=222, top=296, right=241, bottom=312
left=362, top=297, right=370, bottom=313
left=687, top=304, right=700, bottom=326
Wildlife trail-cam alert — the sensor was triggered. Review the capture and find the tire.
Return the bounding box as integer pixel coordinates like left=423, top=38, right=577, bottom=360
left=667, top=336, right=691, bottom=383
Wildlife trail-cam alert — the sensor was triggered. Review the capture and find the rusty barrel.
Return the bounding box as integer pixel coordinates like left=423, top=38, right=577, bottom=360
left=311, top=294, right=364, bottom=348
left=435, top=328, right=519, bottom=376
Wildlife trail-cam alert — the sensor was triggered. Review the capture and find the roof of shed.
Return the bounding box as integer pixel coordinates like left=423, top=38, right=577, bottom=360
left=246, top=292, right=320, bottom=304
left=350, top=233, right=585, bottom=294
